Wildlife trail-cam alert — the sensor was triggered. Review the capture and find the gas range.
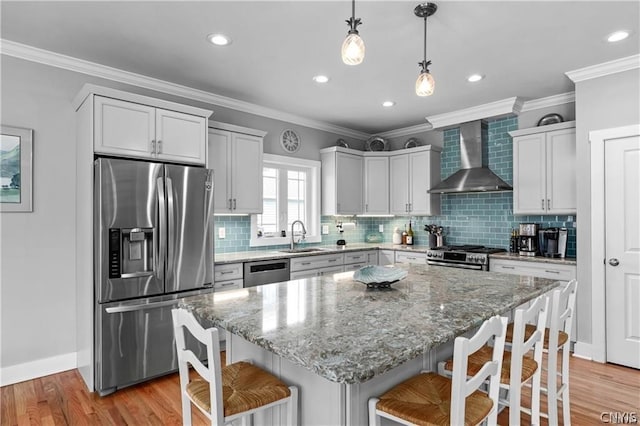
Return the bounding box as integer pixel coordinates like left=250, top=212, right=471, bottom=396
left=426, top=245, right=506, bottom=271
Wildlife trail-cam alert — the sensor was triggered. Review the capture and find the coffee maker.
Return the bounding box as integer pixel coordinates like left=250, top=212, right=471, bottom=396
left=518, top=223, right=539, bottom=256
left=538, top=227, right=568, bottom=258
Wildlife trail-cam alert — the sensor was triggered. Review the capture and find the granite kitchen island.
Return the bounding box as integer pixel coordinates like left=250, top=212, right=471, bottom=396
left=180, top=263, right=560, bottom=425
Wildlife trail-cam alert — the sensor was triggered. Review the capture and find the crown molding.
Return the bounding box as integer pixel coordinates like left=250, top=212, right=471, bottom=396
left=1, top=39, right=370, bottom=140
left=426, top=97, right=523, bottom=129
left=566, top=54, right=640, bottom=83
left=377, top=122, right=433, bottom=139
left=520, top=92, right=575, bottom=112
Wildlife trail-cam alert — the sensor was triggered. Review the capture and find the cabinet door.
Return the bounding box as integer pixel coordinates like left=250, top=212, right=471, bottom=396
left=379, top=250, right=395, bottom=265
left=156, top=109, right=206, bottom=165
left=546, top=128, right=577, bottom=214
left=409, top=150, right=436, bottom=215
left=208, top=129, right=233, bottom=213
left=231, top=133, right=263, bottom=214
left=389, top=154, right=410, bottom=215
left=366, top=251, right=378, bottom=265
left=513, top=133, right=546, bottom=214
left=364, top=157, right=389, bottom=214
left=94, top=96, right=155, bottom=159
left=335, top=153, right=363, bottom=214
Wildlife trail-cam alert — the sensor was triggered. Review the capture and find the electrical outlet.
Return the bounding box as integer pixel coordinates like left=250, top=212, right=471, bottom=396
left=379, top=224, right=384, bottom=233
left=218, top=227, right=226, bottom=239
left=322, top=225, right=329, bottom=235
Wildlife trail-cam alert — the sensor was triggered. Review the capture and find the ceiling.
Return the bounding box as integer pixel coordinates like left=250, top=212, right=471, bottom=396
left=1, top=1, right=639, bottom=135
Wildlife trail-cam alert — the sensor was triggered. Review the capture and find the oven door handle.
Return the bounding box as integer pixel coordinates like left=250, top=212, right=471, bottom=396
left=427, top=260, right=484, bottom=270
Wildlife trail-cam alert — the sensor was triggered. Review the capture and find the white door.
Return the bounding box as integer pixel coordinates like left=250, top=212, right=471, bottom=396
left=231, top=133, right=263, bottom=214
left=409, top=150, right=430, bottom=214
left=389, top=154, right=409, bottom=215
left=364, top=156, right=389, bottom=214
left=335, top=152, right=363, bottom=214
left=546, top=128, right=577, bottom=214
left=513, top=133, right=546, bottom=214
left=208, top=129, right=232, bottom=213
left=605, top=133, right=640, bottom=368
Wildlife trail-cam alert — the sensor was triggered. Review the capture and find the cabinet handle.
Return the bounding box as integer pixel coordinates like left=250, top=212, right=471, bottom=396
left=547, top=199, right=550, bottom=210
left=502, top=266, right=515, bottom=269
left=151, top=140, right=156, bottom=154
left=301, top=262, right=311, bottom=266
left=157, top=140, right=162, bottom=154
left=409, top=203, right=412, bottom=212
left=220, top=282, right=236, bottom=286
left=544, top=270, right=560, bottom=274
left=328, top=259, right=338, bottom=263
left=228, top=199, right=232, bottom=210
left=220, top=270, right=234, bottom=275
left=541, top=199, right=544, bottom=209
left=233, top=199, right=237, bottom=210
left=365, top=204, right=368, bottom=212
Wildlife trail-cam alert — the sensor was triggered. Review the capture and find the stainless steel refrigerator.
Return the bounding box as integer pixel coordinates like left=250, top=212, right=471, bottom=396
left=94, top=157, right=214, bottom=395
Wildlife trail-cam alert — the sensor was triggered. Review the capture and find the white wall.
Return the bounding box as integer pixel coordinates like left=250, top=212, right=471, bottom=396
left=0, top=56, right=360, bottom=382
left=574, top=68, right=640, bottom=349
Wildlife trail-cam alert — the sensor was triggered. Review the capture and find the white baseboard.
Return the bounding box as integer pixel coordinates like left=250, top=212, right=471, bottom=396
left=1, top=352, right=77, bottom=386
left=573, top=341, right=597, bottom=362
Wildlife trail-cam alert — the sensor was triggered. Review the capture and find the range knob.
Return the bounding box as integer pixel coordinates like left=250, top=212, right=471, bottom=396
left=427, top=252, right=432, bottom=257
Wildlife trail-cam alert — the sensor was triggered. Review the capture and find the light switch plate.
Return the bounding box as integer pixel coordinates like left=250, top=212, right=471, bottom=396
left=379, top=225, right=384, bottom=233
left=218, top=227, right=226, bottom=239
left=322, top=225, right=329, bottom=235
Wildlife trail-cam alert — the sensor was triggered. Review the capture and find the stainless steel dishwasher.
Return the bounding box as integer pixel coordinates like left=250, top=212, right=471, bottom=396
left=243, top=259, right=290, bottom=287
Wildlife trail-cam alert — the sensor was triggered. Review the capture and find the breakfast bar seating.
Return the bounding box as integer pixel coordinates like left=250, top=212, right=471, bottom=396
left=179, top=263, right=560, bottom=425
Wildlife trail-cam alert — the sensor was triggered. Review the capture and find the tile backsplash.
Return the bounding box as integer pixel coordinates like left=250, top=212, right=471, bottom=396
left=214, top=116, right=576, bottom=257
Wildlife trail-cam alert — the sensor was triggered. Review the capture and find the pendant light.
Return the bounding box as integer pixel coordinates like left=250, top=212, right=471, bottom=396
left=341, top=0, right=365, bottom=65
left=414, top=3, right=437, bottom=96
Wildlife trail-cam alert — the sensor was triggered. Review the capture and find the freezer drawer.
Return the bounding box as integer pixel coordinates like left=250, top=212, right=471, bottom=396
left=96, top=288, right=212, bottom=395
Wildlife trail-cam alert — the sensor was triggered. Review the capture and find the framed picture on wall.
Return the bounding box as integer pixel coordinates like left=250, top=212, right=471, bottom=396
left=1, top=125, right=33, bottom=212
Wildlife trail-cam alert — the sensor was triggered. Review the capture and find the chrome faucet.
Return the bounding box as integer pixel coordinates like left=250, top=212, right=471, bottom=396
left=290, top=220, right=307, bottom=250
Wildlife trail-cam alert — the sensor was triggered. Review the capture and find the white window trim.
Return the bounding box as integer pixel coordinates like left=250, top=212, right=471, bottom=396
left=250, top=154, right=321, bottom=247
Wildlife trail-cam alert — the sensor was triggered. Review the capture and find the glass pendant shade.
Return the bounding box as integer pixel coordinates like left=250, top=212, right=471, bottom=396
left=415, top=71, right=435, bottom=96
left=341, top=33, right=365, bottom=65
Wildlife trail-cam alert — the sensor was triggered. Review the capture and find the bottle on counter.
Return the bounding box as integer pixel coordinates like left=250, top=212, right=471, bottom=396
left=406, top=221, right=414, bottom=245
left=402, top=224, right=408, bottom=245
left=509, top=228, right=519, bottom=253
left=393, top=227, right=402, bottom=245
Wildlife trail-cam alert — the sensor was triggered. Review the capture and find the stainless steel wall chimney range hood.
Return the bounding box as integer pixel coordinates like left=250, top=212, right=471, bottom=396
left=428, top=120, right=512, bottom=194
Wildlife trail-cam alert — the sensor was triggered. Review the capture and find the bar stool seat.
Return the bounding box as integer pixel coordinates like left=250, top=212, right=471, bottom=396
left=186, top=361, right=292, bottom=417
left=506, top=323, right=568, bottom=349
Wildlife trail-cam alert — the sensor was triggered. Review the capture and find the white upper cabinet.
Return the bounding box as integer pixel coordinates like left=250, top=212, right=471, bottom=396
left=208, top=123, right=265, bottom=214
left=511, top=122, right=576, bottom=215
left=389, top=146, right=441, bottom=216
left=321, top=148, right=364, bottom=215
left=364, top=155, right=389, bottom=214
left=92, top=94, right=208, bottom=165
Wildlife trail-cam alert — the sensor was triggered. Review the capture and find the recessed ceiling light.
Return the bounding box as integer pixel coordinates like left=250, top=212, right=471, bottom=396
left=313, top=75, right=330, bottom=83
left=207, top=33, right=231, bottom=46
left=382, top=101, right=395, bottom=107
left=467, top=74, right=484, bottom=83
left=607, top=30, right=630, bottom=43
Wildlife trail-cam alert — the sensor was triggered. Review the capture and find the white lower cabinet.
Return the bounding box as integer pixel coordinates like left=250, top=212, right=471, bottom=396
left=343, top=250, right=378, bottom=272
left=379, top=250, right=396, bottom=266
left=290, top=253, right=344, bottom=279
left=394, top=251, right=426, bottom=264
left=214, top=262, right=244, bottom=291
left=490, top=258, right=577, bottom=342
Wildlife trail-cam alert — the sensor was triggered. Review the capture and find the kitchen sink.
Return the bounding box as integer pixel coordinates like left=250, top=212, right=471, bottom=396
left=278, top=248, right=328, bottom=253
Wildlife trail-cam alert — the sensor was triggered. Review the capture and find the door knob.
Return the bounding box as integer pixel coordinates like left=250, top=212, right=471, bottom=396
left=608, top=258, right=620, bottom=267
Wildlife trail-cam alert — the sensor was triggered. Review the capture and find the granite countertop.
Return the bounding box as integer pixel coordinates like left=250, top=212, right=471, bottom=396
left=180, top=263, right=559, bottom=384
left=489, top=252, right=577, bottom=266
left=214, top=243, right=430, bottom=264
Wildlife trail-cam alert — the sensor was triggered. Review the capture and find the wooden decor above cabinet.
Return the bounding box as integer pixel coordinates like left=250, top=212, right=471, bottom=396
left=510, top=121, right=576, bottom=215
left=320, top=145, right=441, bottom=216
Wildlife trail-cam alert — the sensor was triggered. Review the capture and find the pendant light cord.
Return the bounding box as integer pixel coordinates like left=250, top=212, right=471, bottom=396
left=352, top=0, right=355, bottom=20
left=423, top=16, right=428, bottom=63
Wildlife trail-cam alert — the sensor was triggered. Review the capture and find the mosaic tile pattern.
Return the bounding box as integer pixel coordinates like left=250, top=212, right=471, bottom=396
left=214, top=116, right=577, bottom=257
left=180, top=263, right=560, bottom=384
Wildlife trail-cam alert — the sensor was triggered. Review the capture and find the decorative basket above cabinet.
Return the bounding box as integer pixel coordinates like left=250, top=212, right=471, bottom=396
left=510, top=121, right=576, bottom=215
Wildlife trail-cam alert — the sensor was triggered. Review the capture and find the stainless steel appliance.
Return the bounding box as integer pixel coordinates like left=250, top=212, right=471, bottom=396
left=95, top=158, right=214, bottom=395
left=518, top=223, right=539, bottom=257
left=538, top=227, right=568, bottom=258
left=427, top=245, right=506, bottom=271
left=244, top=259, right=290, bottom=287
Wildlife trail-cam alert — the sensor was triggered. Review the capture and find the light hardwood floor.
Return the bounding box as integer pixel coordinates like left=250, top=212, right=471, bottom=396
left=1, top=354, right=638, bottom=425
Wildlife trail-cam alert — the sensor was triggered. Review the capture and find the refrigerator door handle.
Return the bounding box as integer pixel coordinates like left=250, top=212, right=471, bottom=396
left=157, top=177, right=166, bottom=281
left=104, top=299, right=179, bottom=314
left=167, top=177, right=176, bottom=278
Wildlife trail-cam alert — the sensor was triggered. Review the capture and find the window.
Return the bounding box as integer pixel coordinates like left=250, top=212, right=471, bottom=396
left=250, top=154, right=321, bottom=247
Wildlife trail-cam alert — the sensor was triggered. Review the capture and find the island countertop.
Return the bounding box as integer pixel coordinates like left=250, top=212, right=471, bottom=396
left=180, top=264, right=559, bottom=385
